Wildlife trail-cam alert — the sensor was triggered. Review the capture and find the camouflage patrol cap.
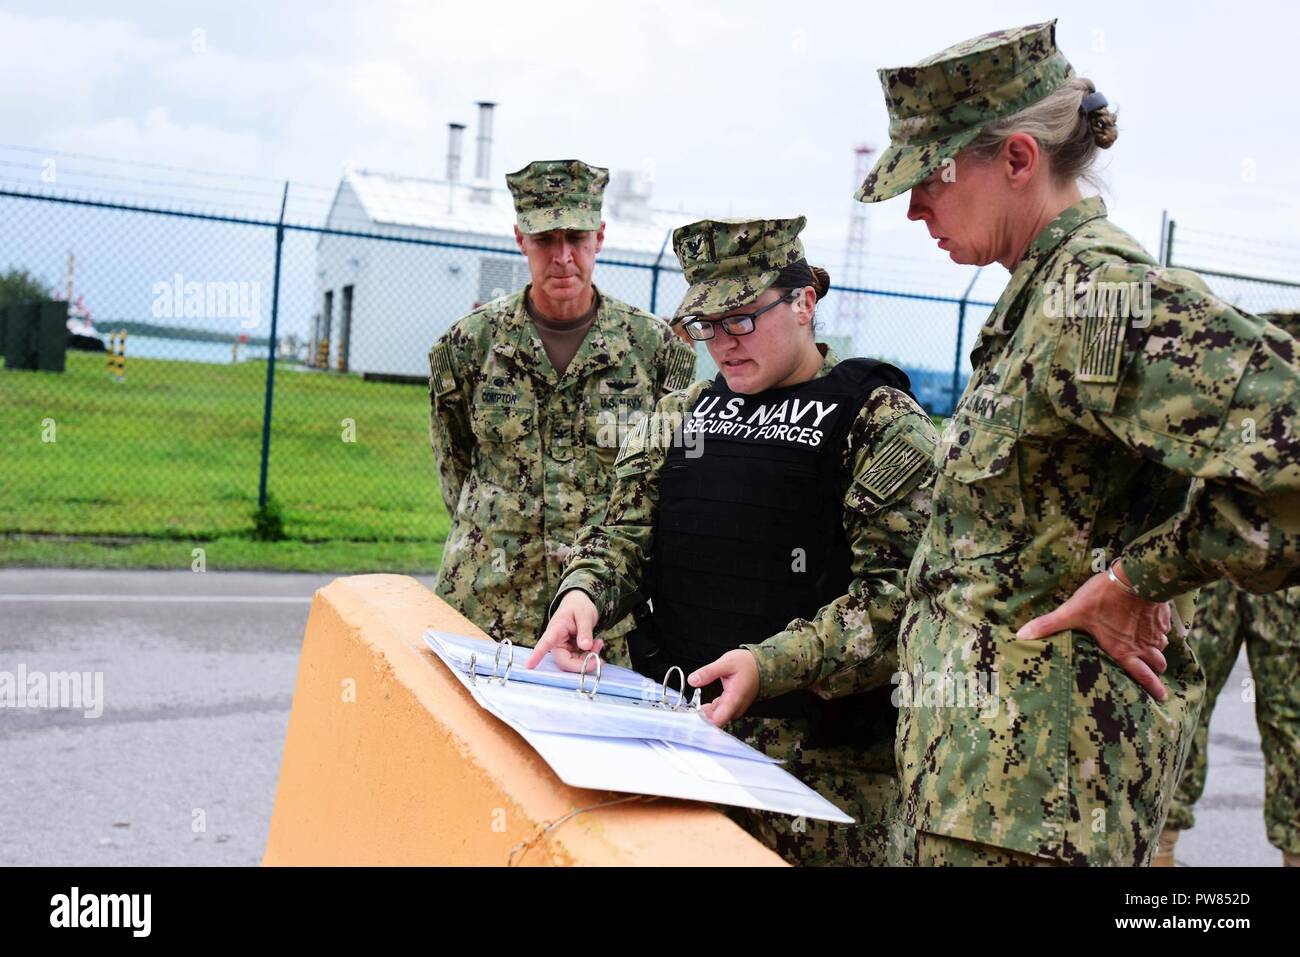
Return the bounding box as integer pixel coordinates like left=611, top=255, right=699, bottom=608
left=505, top=159, right=609, bottom=234
left=671, top=217, right=806, bottom=321
left=857, top=19, right=1074, bottom=203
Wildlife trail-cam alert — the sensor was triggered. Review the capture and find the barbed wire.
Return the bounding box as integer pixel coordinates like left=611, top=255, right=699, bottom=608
left=0, top=180, right=301, bottom=223
left=0, top=143, right=337, bottom=193
left=0, top=159, right=300, bottom=202
left=1176, top=225, right=1300, bottom=253
left=6, top=144, right=1298, bottom=294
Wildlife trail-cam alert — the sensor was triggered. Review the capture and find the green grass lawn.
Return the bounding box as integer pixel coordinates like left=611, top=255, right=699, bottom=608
left=1, top=352, right=448, bottom=572
left=2, top=352, right=947, bottom=574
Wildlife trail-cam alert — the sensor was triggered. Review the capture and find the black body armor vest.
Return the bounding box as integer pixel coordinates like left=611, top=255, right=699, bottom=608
left=637, top=358, right=914, bottom=744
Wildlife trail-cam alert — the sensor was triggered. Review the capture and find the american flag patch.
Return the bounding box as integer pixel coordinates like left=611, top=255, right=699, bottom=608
left=855, top=432, right=930, bottom=506
left=1077, top=309, right=1127, bottom=384
left=429, top=343, right=457, bottom=397
left=663, top=342, right=696, bottom=393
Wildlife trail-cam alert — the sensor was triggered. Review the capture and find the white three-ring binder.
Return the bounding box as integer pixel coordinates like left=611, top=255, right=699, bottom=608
left=424, top=629, right=853, bottom=824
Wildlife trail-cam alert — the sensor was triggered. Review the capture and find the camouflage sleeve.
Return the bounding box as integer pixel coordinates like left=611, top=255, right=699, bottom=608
left=550, top=389, right=697, bottom=628
left=741, top=387, right=937, bottom=700
left=657, top=334, right=698, bottom=396
left=428, top=336, right=473, bottom=517
left=1047, top=263, right=1300, bottom=599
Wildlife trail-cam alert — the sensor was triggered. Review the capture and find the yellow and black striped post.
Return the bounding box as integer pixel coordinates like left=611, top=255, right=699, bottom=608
left=113, top=329, right=126, bottom=382
left=317, top=338, right=329, bottom=369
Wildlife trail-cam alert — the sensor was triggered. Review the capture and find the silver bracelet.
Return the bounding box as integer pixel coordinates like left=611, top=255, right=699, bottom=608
left=1107, top=558, right=1142, bottom=597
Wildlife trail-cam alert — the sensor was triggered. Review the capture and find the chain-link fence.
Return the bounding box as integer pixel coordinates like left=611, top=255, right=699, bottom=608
left=1165, top=220, right=1300, bottom=316
left=47, top=181, right=1300, bottom=570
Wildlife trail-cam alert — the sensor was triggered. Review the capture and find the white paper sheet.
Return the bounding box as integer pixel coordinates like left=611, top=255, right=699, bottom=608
left=473, top=677, right=775, bottom=763
left=520, top=729, right=853, bottom=824
left=649, top=741, right=814, bottom=794
left=422, top=628, right=852, bottom=823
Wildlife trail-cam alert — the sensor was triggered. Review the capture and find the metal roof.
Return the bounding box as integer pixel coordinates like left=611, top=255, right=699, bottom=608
left=340, top=168, right=687, bottom=258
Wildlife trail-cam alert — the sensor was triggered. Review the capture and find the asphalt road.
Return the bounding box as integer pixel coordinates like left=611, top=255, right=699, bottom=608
left=0, top=568, right=433, bottom=867
left=0, top=568, right=1280, bottom=866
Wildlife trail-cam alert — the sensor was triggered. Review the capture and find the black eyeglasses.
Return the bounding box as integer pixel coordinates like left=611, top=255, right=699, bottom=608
left=678, top=290, right=798, bottom=341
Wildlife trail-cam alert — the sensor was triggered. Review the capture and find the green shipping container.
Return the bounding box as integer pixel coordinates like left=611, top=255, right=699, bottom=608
left=3, top=301, right=39, bottom=370
left=37, top=300, right=68, bottom=373
left=1, top=301, right=69, bottom=372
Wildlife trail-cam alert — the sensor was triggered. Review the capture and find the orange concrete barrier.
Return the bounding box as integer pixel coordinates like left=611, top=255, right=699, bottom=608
left=263, top=574, right=785, bottom=866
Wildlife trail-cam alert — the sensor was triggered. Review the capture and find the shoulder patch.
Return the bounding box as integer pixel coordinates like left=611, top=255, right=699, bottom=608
left=429, top=342, right=458, bottom=398
left=1077, top=310, right=1127, bottom=384
left=614, top=417, right=649, bottom=468
left=1074, top=262, right=1151, bottom=385
left=662, top=340, right=697, bottom=394
left=854, top=425, right=933, bottom=507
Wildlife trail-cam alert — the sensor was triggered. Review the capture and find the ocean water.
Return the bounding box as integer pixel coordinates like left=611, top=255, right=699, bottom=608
left=88, top=334, right=272, bottom=365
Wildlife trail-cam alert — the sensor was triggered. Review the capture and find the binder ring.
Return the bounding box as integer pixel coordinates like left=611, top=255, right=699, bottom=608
left=577, top=652, right=602, bottom=700
left=467, top=652, right=478, bottom=686
left=494, top=639, right=514, bottom=686
left=661, top=666, right=686, bottom=711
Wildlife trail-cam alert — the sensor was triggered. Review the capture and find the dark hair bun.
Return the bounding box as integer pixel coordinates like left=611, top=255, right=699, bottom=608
left=1090, top=108, right=1118, bottom=149
left=810, top=265, right=831, bottom=299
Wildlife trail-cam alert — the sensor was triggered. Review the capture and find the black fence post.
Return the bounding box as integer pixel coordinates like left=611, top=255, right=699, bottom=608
left=950, top=267, right=983, bottom=416
left=649, top=228, right=671, bottom=316
left=257, top=181, right=290, bottom=509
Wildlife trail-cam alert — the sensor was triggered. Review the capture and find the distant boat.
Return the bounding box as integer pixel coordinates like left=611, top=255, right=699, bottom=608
left=66, top=294, right=105, bottom=352
left=61, top=253, right=106, bottom=352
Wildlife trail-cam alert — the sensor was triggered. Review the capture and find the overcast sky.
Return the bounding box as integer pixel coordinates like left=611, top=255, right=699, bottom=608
left=3, top=0, right=1299, bottom=301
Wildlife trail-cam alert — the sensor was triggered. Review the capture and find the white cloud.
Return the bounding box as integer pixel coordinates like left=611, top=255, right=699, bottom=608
left=46, top=109, right=263, bottom=175
left=341, top=58, right=435, bottom=131
left=1, top=0, right=1298, bottom=289
left=0, top=12, right=164, bottom=121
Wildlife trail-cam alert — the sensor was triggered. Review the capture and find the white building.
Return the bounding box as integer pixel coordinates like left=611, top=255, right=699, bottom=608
left=312, top=104, right=692, bottom=379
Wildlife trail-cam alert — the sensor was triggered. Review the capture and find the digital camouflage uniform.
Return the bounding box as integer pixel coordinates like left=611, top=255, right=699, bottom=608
left=429, top=160, right=696, bottom=660
left=552, top=217, right=938, bottom=865
left=1165, top=312, right=1300, bottom=861
left=835, top=20, right=1300, bottom=866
